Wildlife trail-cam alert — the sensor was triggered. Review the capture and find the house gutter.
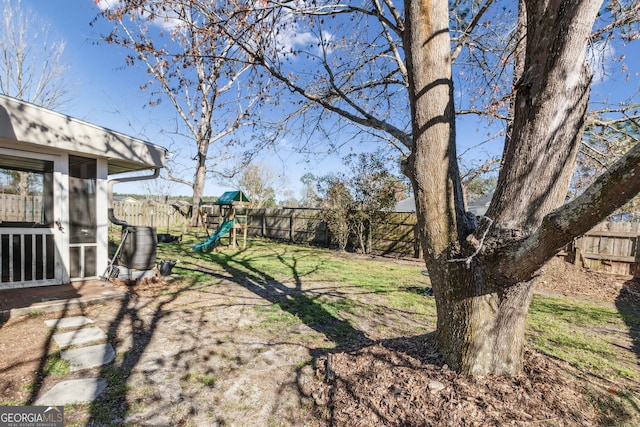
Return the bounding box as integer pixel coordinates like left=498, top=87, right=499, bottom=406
left=107, top=168, right=161, bottom=226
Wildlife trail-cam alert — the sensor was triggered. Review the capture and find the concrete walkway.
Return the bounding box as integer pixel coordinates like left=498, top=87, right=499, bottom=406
left=35, top=378, right=108, bottom=406
left=35, top=315, right=115, bottom=406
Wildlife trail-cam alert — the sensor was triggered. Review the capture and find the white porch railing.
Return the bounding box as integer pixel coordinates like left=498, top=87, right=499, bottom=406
left=0, top=228, right=57, bottom=289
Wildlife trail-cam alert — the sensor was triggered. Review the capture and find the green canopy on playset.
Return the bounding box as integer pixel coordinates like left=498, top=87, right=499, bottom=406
left=215, top=190, right=250, bottom=206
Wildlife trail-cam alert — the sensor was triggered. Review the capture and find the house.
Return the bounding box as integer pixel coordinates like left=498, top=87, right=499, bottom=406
left=0, top=94, right=167, bottom=289
left=394, top=191, right=495, bottom=216
left=466, top=191, right=494, bottom=217
left=113, top=195, right=142, bottom=204
left=394, top=197, right=417, bottom=213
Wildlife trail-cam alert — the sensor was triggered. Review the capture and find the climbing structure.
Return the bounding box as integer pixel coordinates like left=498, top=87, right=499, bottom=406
left=192, top=191, right=250, bottom=252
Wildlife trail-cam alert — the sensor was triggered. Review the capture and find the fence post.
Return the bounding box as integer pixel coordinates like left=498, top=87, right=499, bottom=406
left=573, top=237, right=582, bottom=267
left=413, top=222, right=421, bottom=259
left=289, top=211, right=294, bottom=242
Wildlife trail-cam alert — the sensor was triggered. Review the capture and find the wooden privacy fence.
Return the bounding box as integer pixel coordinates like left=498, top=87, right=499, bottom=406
left=203, top=206, right=422, bottom=255
left=370, top=212, right=421, bottom=257
left=112, top=200, right=187, bottom=230
left=572, top=221, right=640, bottom=276
left=205, top=206, right=332, bottom=246
left=204, top=206, right=422, bottom=256
left=0, top=196, right=187, bottom=229
left=4, top=196, right=638, bottom=276
left=205, top=207, right=640, bottom=276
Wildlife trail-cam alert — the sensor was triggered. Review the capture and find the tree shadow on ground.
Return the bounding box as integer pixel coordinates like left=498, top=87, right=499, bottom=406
left=189, top=246, right=375, bottom=352
left=616, top=278, right=640, bottom=360
left=80, top=239, right=381, bottom=425
left=183, top=245, right=449, bottom=424
left=614, top=278, right=640, bottom=415
left=86, top=276, right=205, bottom=425
left=25, top=304, right=72, bottom=405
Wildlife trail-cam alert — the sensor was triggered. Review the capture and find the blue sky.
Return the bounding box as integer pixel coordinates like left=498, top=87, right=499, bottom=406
left=16, top=0, right=640, bottom=200
left=19, top=0, right=349, bottom=198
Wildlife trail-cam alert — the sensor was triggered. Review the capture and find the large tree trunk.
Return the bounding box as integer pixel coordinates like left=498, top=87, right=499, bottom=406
left=404, top=0, right=481, bottom=373
left=190, top=139, right=209, bottom=227
left=489, top=1, right=599, bottom=233
left=405, top=0, right=607, bottom=375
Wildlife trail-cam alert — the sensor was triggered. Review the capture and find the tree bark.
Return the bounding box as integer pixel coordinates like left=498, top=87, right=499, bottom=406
left=190, top=139, right=209, bottom=227
left=502, top=142, right=640, bottom=283
left=488, top=0, right=601, bottom=234
left=405, top=0, right=607, bottom=375
left=404, top=0, right=484, bottom=373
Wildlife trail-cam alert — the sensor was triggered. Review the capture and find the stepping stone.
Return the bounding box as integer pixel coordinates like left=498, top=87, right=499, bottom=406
left=53, top=327, right=107, bottom=348
left=61, top=343, right=115, bottom=371
left=45, top=316, right=94, bottom=329
left=35, top=378, right=107, bottom=406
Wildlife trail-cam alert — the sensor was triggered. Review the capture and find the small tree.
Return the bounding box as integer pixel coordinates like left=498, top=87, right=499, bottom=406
left=316, top=175, right=353, bottom=251
left=347, top=153, right=407, bottom=253
left=316, top=154, right=407, bottom=253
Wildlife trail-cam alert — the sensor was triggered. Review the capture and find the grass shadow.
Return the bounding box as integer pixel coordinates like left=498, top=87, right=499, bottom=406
left=75, top=235, right=433, bottom=424
left=613, top=278, right=640, bottom=418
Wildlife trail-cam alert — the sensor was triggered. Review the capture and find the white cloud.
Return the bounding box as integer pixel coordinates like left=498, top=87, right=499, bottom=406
left=269, top=1, right=334, bottom=57
left=93, top=0, right=332, bottom=55
left=93, top=0, right=121, bottom=11
left=278, top=29, right=316, bottom=53
left=92, top=0, right=183, bottom=32
left=587, top=40, right=615, bottom=84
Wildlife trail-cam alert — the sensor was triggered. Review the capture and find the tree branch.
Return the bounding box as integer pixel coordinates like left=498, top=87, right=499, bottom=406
left=451, top=0, right=496, bottom=62
left=501, top=142, right=640, bottom=282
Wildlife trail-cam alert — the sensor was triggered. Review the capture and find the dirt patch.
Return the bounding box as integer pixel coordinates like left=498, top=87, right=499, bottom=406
left=0, top=256, right=638, bottom=426
left=534, top=256, right=639, bottom=306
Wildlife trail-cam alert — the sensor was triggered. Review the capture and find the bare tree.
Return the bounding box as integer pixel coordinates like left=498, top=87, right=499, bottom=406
left=198, top=0, right=640, bottom=376
left=0, top=0, right=75, bottom=109
left=345, top=153, right=407, bottom=253
left=118, top=1, right=640, bottom=375
left=95, top=0, right=277, bottom=225
left=0, top=0, right=75, bottom=196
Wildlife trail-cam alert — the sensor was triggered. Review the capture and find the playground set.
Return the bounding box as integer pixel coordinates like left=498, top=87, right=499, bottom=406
left=192, top=191, right=250, bottom=252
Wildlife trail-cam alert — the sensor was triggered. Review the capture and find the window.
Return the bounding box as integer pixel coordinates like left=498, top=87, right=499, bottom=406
left=0, top=155, right=54, bottom=227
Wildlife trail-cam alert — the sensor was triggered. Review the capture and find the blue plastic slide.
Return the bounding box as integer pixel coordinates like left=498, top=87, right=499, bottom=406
left=192, top=218, right=236, bottom=252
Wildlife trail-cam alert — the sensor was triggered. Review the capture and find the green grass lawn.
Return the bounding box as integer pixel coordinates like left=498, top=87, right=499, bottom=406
left=156, top=233, right=438, bottom=342
left=528, top=295, right=639, bottom=380
left=153, top=232, right=640, bottom=386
